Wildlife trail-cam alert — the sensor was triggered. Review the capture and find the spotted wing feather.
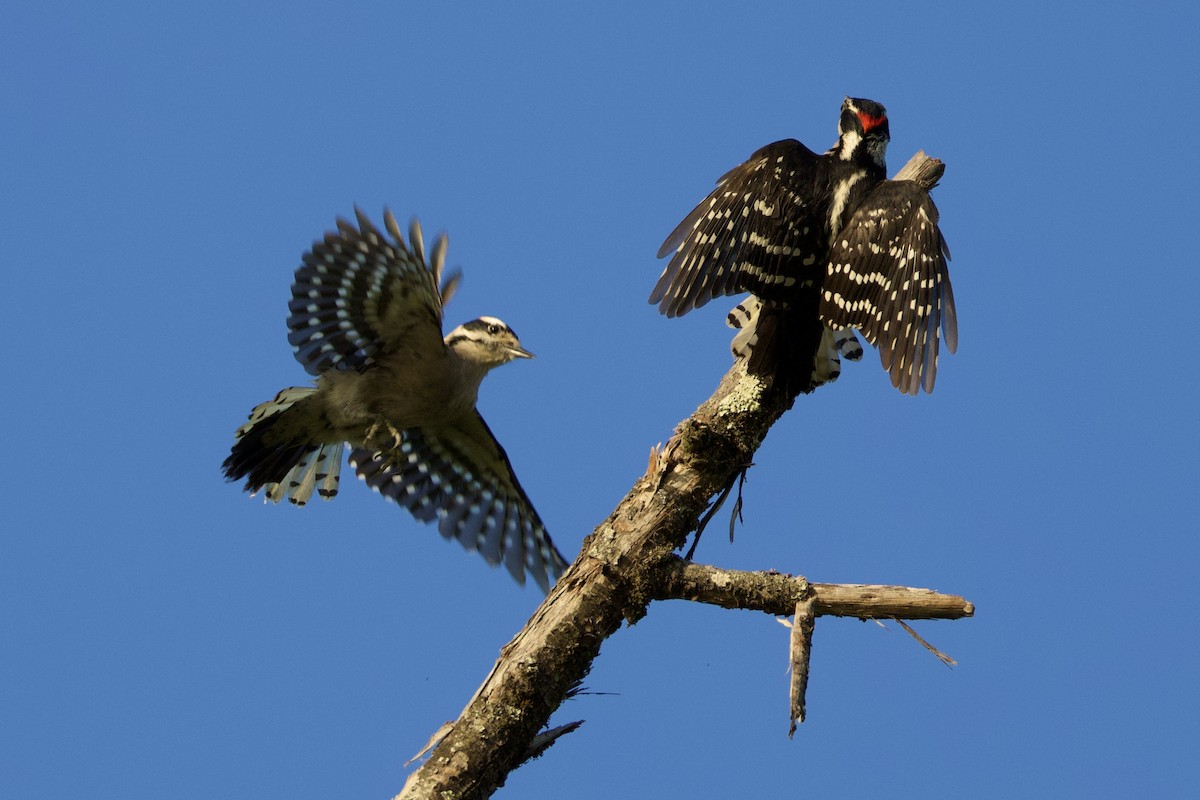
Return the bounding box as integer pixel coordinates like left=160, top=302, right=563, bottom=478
left=349, top=411, right=569, bottom=592
left=650, top=140, right=828, bottom=317
left=287, top=208, right=455, bottom=376
left=820, top=180, right=957, bottom=395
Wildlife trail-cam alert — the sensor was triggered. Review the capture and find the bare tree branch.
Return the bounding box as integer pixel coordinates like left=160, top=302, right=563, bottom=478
left=395, top=152, right=968, bottom=800
left=789, top=597, right=816, bottom=735
left=653, top=558, right=974, bottom=620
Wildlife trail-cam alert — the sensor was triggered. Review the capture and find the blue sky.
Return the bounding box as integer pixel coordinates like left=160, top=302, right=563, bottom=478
left=3, top=2, right=1197, bottom=797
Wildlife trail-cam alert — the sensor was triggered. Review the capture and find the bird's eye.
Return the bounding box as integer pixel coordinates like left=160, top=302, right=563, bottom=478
left=487, top=324, right=499, bottom=335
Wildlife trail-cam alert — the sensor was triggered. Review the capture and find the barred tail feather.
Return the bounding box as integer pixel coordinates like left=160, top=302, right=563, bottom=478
left=262, top=441, right=344, bottom=505
left=832, top=328, right=864, bottom=361
left=727, top=297, right=862, bottom=395
left=222, top=387, right=344, bottom=506
left=810, top=328, right=843, bottom=386
left=726, top=296, right=761, bottom=359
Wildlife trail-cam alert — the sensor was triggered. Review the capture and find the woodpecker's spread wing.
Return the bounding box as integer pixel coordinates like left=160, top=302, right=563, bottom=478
left=651, top=139, right=827, bottom=317
left=820, top=180, right=957, bottom=395
left=287, top=208, right=460, bottom=376
left=348, top=412, right=570, bottom=592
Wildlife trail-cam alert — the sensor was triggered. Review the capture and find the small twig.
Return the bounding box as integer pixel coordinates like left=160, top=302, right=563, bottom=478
left=404, top=722, right=453, bottom=768
left=894, top=619, right=957, bottom=667
left=788, top=598, right=816, bottom=735
left=728, top=469, right=747, bottom=543
left=686, top=472, right=739, bottom=559
left=525, top=721, right=584, bottom=761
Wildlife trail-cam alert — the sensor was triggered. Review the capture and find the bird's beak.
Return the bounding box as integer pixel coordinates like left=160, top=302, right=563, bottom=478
left=509, top=345, right=535, bottom=359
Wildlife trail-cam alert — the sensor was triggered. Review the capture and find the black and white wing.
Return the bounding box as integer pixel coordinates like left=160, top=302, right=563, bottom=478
left=650, top=140, right=827, bottom=317
left=287, top=208, right=461, bottom=376
left=820, top=180, right=957, bottom=395
left=349, top=411, right=570, bottom=592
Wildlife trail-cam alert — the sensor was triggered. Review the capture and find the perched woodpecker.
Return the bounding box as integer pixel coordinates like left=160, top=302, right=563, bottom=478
left=223, top=209, right=569, bottom=591
left=650, top=97, right=957, bottom=397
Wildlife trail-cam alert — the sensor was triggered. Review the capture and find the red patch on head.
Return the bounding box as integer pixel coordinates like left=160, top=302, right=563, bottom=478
left=858, top=112, right=887, bottom=132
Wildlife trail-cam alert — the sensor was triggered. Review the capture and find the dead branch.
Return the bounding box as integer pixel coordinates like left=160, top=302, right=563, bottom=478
left=652, top=557, right=973, bottom=620
left=394, top=152, right=968, bottom=800
left=789, top=598, right=816, bottom=734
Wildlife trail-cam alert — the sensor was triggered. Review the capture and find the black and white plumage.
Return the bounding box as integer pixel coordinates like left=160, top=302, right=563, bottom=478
left=223, top=208, right=569, bottom=591
left=650, top=97, right=957, bottom=397
left=726, top=296, right=864, bottom=389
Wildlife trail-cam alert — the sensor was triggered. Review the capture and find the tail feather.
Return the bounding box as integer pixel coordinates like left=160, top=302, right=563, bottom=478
left=263, top=442, right=344, bottom=504
left=726, top=297, right=760, bottom=359
left=832, top=328, right=864, bottom=362
left=726, top=296, right=863, bottom=396
left=810, top=328, right=842, bottom=385
left=222, top=387, right=344, bottom=506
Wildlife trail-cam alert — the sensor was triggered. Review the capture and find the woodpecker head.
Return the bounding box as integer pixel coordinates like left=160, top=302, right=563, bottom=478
left=834, top=97, right=889, bottom=170
left=445, top=316, right=534, bottom=368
